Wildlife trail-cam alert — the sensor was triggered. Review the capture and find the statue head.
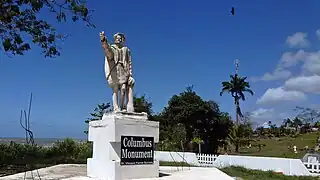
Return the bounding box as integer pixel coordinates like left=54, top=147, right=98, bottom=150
left=113, top=33, right=126, bottom=46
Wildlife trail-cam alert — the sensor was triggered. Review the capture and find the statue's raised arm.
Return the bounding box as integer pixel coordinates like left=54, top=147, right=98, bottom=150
left=99, top=31, right=113, bottom=60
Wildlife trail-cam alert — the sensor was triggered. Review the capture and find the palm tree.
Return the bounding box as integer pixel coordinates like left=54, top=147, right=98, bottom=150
left=220, top=74, right=253, bottom=152
left=220, top=74, right=254, bottom=126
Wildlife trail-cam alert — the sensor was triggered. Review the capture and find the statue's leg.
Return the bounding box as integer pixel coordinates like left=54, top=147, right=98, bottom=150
left=112, top=85, right=120, bottom=112
left=126, top=84, right=134, bottom=112
left=119, top=83, right=126, bottom=111
left=125, top=85, right=129, bottom=107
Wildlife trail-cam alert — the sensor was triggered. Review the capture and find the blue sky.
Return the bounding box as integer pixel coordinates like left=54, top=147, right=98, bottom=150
left=1, top=1, right=320, bottom=138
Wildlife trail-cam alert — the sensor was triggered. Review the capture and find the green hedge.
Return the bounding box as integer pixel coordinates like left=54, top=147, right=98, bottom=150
left=0, top=138, right=92, bottom=167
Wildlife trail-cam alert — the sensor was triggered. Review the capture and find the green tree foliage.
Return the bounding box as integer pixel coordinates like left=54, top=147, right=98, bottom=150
left=282, top=118, right=293, bottom=127
left=293, top=117, right=303, bottom=127
left=84, top=103, right=112, bottom=134
left=0, top=0, right=94, bottom=57
left=156, top=117, right=187, bottom=151
left=133, top=95, right=153, bottom=116
left=226, top=113, right=254, bottom=152
left=314, top=121, right=320, bottom=128
left=160, top=86, right=233, bottom=153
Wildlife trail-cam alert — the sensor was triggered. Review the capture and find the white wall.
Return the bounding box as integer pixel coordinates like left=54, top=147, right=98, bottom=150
left=214, top=155, right=311, bottom=176
left=154, top=151, right=312, bottom=176
left=154, top=151, right=200, bottom=166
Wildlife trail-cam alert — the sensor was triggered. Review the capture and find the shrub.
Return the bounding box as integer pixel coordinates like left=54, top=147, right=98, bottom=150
left=0, top=142, right=46, bottom=166
left=0, top=139, right=93, bottom=167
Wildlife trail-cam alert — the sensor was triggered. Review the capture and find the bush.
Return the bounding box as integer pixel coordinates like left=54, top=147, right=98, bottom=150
left=0, top=139, right=93, bottom=168
left=0, top=142, right=46, bottom=166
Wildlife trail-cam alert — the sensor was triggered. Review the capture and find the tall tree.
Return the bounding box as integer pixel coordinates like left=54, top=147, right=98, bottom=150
left=220, top=74, right=253, bottom=152
left=160, top=86, right=231, bottom=153
left=84, top=103, right=112, bottom=134
left=220, top=74, right=254, bottom=125
left=282, top=118, right=293, bottom=127
left=1, top=0, right=94, bottom=57
left=292, top=117, right=303, bottom=127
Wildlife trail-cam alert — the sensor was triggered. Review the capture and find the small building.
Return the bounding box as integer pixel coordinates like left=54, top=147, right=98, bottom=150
left=301, top=150, right=320, bottom=163
left=262, top=122, right=271, bottom=129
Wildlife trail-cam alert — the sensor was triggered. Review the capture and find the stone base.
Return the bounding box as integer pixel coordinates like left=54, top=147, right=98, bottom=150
left=87, top=159, right=159, bottom=180
left=88, top=113, right=159, bottom=143
left=87, top=112, right=159, bottom=180
left=102, top=111, right=148, bottom=121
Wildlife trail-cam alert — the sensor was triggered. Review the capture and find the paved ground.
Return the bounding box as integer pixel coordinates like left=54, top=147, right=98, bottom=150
left=0, top=164, right=87, bottom=180
left=133, top=167, right=234, bottom=180
left=0, top=165, right=234, bottom=180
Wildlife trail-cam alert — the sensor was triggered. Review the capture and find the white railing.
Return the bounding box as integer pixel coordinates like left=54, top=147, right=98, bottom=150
left=304, top=162, right=320, bottom=174
left=196, top=153, right=218, bottom=167
left=197, top=153, right=320, bottom=175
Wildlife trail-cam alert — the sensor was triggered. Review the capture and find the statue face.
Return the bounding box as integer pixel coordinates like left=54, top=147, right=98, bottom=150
left=114, top=35, right=124, bottom=45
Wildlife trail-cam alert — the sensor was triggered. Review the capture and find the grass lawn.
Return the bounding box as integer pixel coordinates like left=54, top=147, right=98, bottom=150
left=160, top=162, right=320, bottom=179
left=159, top=161, right=193, bottom=166
left=222, top=132, right=320, bottom=158
left=221, top=166, right=320, bottom=180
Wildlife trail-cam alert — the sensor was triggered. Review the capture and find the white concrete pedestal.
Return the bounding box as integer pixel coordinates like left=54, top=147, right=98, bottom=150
left=87, top=112, right=159, bottom=180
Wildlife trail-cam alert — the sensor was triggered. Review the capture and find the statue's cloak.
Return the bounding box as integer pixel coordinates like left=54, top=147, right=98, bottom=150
left=104, top=44, right=130, bottom=87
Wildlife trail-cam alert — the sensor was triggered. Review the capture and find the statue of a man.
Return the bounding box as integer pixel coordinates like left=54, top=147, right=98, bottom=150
left=99, top=31, right=135, bottom=112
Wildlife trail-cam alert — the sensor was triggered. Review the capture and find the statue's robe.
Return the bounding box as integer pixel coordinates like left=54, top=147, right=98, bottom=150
left=104, top=44, right=131, bottom=88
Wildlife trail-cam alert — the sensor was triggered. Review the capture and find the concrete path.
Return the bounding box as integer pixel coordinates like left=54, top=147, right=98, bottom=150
left=0, top=164, right=86, bottom=180
left=0, top=164, right=234, bottom=180
left=133, top=167, right=234, bottom=180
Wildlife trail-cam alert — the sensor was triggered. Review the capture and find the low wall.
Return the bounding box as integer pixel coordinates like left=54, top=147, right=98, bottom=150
left=154, top=151, right=200, bottom=166
left=154, top=151, right=312, bottom=176
left=214, top=155, right=311, bottom=176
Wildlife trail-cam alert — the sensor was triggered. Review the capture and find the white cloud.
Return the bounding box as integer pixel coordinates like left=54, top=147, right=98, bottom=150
left=257, top=87, right=307, bottom=105
left=251, top=50, right=306, bottom=82
left=286, top=32, right=310, bottom=48
left=302, top=51, right=320, bottom=75
left=279, top=50, right=307, bottom=68
left=250, top=108, right=289, bottom=126
left=316, top=29, right=320, bottom=39
left=251, top=108, right=275, bottom=120
left=261, top=69, right=292, bottom=81
left=277, top=50, right=320, bottom=75
left=253, top=49, right=320, bottom=82
left=284, top=75, right=320, bottom=94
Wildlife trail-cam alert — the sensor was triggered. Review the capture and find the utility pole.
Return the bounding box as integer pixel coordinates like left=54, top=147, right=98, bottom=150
left=234, top=59, right=239, bottom=75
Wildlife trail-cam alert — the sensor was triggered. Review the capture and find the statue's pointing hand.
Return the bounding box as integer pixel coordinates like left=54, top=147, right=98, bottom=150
left=100, top=31, right=106, bottom=42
